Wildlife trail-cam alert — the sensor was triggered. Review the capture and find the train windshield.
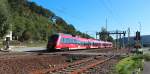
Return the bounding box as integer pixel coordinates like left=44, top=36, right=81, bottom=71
left=48, top=34, right=59, bottom=42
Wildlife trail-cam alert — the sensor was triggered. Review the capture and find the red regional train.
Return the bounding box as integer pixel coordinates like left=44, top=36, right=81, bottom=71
left=47, top=33, right=113, bottom=51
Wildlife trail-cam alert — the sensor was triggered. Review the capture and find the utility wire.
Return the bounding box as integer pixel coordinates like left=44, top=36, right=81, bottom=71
left=97, top=0, right=119, bottom=27
left=50, top=7, right=82, bottom=23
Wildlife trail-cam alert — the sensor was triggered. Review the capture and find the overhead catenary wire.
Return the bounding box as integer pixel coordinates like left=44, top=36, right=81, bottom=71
left=50, top=7, right=82, bottom=23
left=97, top=0, right=120, bottom=29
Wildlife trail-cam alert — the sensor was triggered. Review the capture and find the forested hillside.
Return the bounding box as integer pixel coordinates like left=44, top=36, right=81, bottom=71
left=0, top=0, right=92, bottom=42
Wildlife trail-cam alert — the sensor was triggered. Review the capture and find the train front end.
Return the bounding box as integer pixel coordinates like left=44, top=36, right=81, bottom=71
left=47, top=34, right=59, bottom=51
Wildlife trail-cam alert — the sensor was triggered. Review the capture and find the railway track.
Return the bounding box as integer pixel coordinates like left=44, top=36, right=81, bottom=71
left=33, top=48, right=116, bottom=56
left=0, top=48, right=127, bottom=74
left=0, top=48, right=116, bottom=57
left=31, top=55, right=115, bottom=74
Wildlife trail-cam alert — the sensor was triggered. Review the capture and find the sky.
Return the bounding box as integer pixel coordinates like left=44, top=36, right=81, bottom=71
left=30, top=0, right=150, bottom=38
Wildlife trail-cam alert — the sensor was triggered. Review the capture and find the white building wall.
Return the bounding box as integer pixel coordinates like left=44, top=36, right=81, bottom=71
left=5, top=31, right=12, bottom=41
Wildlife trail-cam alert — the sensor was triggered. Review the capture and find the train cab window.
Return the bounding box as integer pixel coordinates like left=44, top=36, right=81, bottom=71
left=61, top=38, right=65, bottom=43
left=60, top=38, right=63, bottom=43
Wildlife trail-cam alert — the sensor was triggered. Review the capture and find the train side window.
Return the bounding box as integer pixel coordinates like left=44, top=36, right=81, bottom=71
left=74, top=39, right=76, bottom=44
left=68, top=38, right=71, bottom=44
left=67, top=38, right=69, bottom=44
left=80, top=41, right=82, bottom=45
left=73, top=39, right=75, bottom=44
left=74, top=39, right=77, bottom=44
left=68, top=38, right=72, bottom=44
left=61, top=38, right=64, bottom=43
left=82, top=42, right=84, bottom=45
left=79, top=41, right=81, bottom=45
left=66, top=38, right=69, bottom=44
left=83, top=42, right=85, bottom=45
left=77, top=40, right=79, bottom=44
left=77, top=40, right=80, bottom=44
left=63, top=38, right=66, bottom=43
left=70, top=38, right=72, bottom=44
left=84, top=42, right=86, bottom=45
left=69, top=38, right=71, bottom=44
left=72, top=39, right=73, bottom=44
left=85, top=42, right=88, bottom=45
left=65, top=38, right=68, bottom=44
left=88, top=42, right=90, bottom=45
left=69, top=38, right=72, bottom=44
left=73, top=39, right=76, bottom=44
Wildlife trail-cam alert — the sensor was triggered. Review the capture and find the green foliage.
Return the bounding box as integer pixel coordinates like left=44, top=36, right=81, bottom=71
left=100, top=27, right=107, bottom=41
left=22, top=30, right=32, bottom=41
left=100, top=27, right=113, bottom=42
left=143, top=53, right=150, bottom=61
left=0, top=12, right=9, bottom=38
left=116, top=55, right=143, bottom=74
left=0, top=0, right=10, bottom=38
left=107, top=36, right=114, bottom=42
left=0, top=0, right=92, bottom=42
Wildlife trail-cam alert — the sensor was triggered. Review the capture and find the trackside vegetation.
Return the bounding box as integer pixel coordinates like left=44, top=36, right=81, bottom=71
left=143, top=53, right=150, bottom=61
left=116, top=54, right=143, bottom=74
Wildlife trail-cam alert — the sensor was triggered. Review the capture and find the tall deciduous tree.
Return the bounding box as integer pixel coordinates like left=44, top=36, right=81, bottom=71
left=0, top=12, right=9, bottom=38
left=0, top=0, right=10, bottom=38
left=100, top=27, right=113, bottom=42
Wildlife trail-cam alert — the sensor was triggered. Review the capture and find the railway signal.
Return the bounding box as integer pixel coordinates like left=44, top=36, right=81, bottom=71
left=133, top=31, right=142, bottom=54
left=134, top=31, right=141, bottom=40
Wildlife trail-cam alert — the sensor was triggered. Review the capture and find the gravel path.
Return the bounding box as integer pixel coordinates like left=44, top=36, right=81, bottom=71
left=143, top=62, right=150, bottom=74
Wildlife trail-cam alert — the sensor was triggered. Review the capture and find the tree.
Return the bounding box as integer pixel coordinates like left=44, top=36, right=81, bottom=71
left=99, top=27, right=108, bottom=41
left=1, top=0, right=92, bottom=42
left=22, top=30, right=32, bottom=41
left=0, top=12, right=9, bottom=38
left=107, top=36, right=113, bottom=42
left=66, top=24, right=76, bottom=35
left=0, top=0, right=10, bottom=38
left=12, top=15, right=26, bottom=40
left=100, top=27, right=113, bottom=42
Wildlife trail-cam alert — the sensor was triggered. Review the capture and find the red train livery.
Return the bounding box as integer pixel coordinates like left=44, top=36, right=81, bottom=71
left=47, top=33, right=113, bottom=51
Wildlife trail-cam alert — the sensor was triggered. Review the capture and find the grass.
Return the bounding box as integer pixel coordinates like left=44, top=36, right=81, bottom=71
left=0, top=41, right=3, bottom=48
left=143, top=53, right=150, bottom=61
left=0, top=44, right=3, bottom=48
left=116, top=54, right=143, bottom=74
left=1, top=40, right=47, bottom=47
left=25, top=42, right=47, bottom=47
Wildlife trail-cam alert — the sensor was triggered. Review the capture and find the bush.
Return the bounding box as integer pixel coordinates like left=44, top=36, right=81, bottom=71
left=116, top=55, right=143, bottom=74
left=143, top=53, right=150, bottom=61
left=22, top=30, right=32, bottom=41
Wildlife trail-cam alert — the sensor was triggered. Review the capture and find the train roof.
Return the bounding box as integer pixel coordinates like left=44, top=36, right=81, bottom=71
left=52, top=33, right=112, bottom=43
